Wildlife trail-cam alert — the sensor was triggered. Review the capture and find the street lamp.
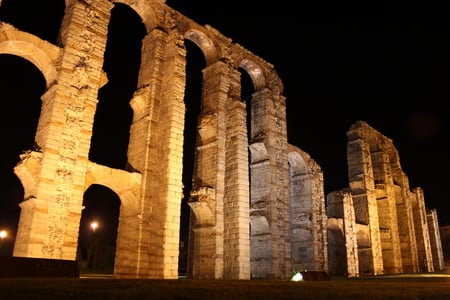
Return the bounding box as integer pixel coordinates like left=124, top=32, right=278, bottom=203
left=88, top=221, right=99, bottom=269
left=91, top=221, right=98, bottom=233
left=0, top=229, right=7, bottom=252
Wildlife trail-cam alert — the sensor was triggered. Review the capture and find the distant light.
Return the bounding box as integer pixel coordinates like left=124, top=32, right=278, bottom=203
left=0, top=230, right=7, bottom=239
left=91, top=221, right=98, bottom=232
left=290, top=271, right=303, bottom=282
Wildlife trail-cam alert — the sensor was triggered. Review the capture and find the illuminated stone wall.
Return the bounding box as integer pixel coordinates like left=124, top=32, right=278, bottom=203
left=327, top=121, right=445, bottom=276
left=326, top=191, right=359, bottom=277
left=428, top=209, right=445, bottom=271
left=1, top=0, right=320, bottom=280
left=287, top=145, right=328, bottom=275
left=412, top=187, right=434, bottom=272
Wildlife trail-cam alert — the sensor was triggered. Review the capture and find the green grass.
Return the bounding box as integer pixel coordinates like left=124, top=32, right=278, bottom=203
left=1, top=274, right=450, bottom=299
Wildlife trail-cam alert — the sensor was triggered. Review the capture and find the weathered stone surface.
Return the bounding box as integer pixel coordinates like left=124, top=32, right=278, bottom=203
left=327, top=121, right=444, bottom=277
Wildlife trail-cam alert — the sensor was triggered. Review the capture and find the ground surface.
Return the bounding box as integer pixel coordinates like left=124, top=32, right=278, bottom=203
left=1, top=272, right=450, bottom=299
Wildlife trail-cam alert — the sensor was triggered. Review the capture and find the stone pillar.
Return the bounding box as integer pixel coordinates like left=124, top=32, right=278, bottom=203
left=372, top=151, right=403, bottom=274
left=427, top=209, right=445, bottom=271
left=326, top=191, right=359, bottom=277
left=412, top=187, right=434, bottom=272
left=249, top=88, right=290, bottom=279
left=223, top=68, right=250, bottom=279
left=395, top=174, right=419, bottom=273
left=310, top=161, right=328, bottom=274
left=342, top=192, right=359, bottom=277
left=115, top=26, right=186, bottom=279
left=346, top=124, right=383, bottom=275
left=13, top=1, right=111, bottom=260
left=188, top=61, right=229, bottom=279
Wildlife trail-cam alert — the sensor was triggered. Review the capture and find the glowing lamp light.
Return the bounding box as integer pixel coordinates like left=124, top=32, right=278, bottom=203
left=91, top=221, right=99, bottom=232
left=290, top=271, right=303, bottom=282
left=0, top=230, right=7, bottom=250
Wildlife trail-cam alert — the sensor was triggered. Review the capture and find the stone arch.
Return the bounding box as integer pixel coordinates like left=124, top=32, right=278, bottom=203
left=224, top=49, right=285, bottom=279
left=236, top=53, right=287, bottom=279
left=85, top=162, right=141, bottom=209
left=180, top=26, right=249, bottom=279
left=77, top=183, right=120, bottom=272
left=184, top=29, right=219, bottom=66
left=239, top=59, right=266, bottom=92
left=0, top=45, right=48, bottom=257
left=2, top=0, right=293, bottom=280
left=287, top=145, right=328, bottom=273
left=288, top=149, right=309, bottom=176
left=111, top=0, right=158, bottom=33
left=173, top=15, right=286, bottom=280
left=85, top=162, right=144, bottom=275
left=0, top=23, right=61, bottom=87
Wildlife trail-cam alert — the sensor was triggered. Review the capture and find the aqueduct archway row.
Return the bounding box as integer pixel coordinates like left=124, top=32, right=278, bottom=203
left=1, top=0, right=321, bottom=279
left=1, top=0, right=442, bottom=280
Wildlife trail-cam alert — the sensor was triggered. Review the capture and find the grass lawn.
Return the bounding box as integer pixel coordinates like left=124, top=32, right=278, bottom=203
left=1, top=273, right=450, bottom=299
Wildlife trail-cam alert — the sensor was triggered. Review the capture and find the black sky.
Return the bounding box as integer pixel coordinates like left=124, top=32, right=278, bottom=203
left=0, top=0, right=449, bottom=256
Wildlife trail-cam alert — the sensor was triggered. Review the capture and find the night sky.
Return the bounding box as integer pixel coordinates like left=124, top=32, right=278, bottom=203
left=0, top=1, right=449, bottom=255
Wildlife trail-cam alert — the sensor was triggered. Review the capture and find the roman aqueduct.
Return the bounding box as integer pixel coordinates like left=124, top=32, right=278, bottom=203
left=0, top=0, right=444, bottom=279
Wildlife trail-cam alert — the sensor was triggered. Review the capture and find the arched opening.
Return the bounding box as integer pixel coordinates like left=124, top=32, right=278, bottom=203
left=77, top=184, right=120, bottom=275
left=0, top=54, right=44, bottom=256
left=180, top=38, right=204, bottom=275
left=89, top=3, right=146, bottom=170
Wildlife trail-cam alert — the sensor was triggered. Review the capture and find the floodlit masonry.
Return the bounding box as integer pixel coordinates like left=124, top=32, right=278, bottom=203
left=0, top=0, right=444, bottom=279
left=327, top=121, right=444, bottom=276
